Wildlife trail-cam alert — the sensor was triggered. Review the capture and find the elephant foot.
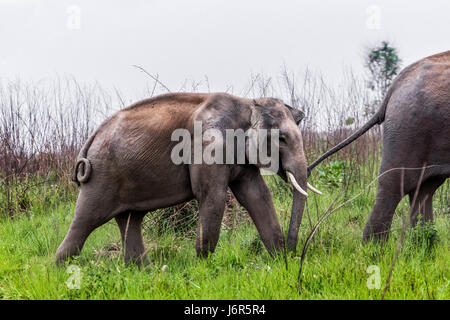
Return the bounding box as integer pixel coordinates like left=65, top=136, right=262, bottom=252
left=55, top=242, right=82, bottom=266
left=362, top=223, right=390, bottom=243
left=124, top=253, right=149, bottom=266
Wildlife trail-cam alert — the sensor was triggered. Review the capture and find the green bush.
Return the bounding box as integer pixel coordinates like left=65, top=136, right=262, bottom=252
left=316, top=161, right=345, bottom=188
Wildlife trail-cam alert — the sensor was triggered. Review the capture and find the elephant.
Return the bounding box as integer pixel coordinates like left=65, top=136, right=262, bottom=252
left=56, top=92, right=321, bottom=264
left=307, top=50, right=450, bottom=241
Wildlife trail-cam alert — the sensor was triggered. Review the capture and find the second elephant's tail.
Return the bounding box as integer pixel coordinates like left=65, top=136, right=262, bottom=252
left=307, top=84, right=394, bottom=175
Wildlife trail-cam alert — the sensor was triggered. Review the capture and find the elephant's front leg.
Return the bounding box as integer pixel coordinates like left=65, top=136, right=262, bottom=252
left=190, top=164, right=228, bottom=258
left=229, top=167, right=284, bottom=255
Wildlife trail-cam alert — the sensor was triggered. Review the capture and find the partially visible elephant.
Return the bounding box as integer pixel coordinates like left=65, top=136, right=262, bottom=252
left=56, top=92, right=320, bottom=264
left=308, top=50, right=450, bottom=241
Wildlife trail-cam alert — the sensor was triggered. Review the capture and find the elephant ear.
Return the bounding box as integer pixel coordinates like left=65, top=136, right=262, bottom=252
left=284, top=103, right=305, bottom=125
left=250, top=100, right=276, bottom=129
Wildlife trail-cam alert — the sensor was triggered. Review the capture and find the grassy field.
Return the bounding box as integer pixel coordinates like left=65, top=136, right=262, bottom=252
left=0, top=166, right=448, bottom=300
left=0, top=75, right=448, bottom=300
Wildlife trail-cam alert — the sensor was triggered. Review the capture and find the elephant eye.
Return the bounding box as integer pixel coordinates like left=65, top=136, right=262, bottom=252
left=279, top=134, right=287, bottom=143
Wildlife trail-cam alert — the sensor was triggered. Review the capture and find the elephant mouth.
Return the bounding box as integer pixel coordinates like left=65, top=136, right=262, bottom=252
left=279, top=170, right=288, bottom=181
left=277, top=161, right=322, bottom=196
left=277, top=159, right=288, bottom=182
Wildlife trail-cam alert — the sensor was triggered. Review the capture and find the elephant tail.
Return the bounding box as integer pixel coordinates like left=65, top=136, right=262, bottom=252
left=71, top=130, right=99, bottom=186
left=307, top=84, right=394, bottom=175
left=73, top=158, right=92, bottom=186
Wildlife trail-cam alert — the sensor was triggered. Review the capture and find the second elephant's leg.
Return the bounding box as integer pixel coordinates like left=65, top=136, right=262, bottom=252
left=115, top=212, right=147, bottom=264
left=229, top=168, right=284, bottom=255
left=409, top=177, right=445, bottom=226
left=363, top=173, right=403, bottom=241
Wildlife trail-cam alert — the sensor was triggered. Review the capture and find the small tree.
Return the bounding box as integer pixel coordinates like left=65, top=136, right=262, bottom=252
left=364, top=41, right=401, bottom=115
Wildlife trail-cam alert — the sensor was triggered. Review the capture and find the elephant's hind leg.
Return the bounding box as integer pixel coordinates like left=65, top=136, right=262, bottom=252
left=409, top=177, right=445, bottom=227
left=115, top=212, right=147, bottom=264
left=56, top=189, right=121, bottom=264
left=363, top=172, right=403, bottom=241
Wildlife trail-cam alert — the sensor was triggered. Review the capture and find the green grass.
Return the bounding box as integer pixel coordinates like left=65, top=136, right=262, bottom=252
left=0, top=173, right=449, bottom=300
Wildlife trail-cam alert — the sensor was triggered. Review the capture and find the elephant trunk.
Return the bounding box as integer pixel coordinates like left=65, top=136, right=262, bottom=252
left=286, top=170, right=308, bottom=252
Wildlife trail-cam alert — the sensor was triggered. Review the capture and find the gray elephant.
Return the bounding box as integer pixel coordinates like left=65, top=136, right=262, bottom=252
left=307, top=50, right=450, bottom=241
left=56, top=93, right=321, bottom=264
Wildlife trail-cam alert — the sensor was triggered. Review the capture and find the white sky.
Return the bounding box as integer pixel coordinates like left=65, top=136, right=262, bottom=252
left=0, top=0, right=449, bottom=98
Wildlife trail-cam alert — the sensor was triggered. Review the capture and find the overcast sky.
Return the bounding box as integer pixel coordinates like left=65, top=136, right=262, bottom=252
left=1, top=0, right=449, bottom=97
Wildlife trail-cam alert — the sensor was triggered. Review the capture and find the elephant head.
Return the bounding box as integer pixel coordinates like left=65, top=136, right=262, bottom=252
left=247, top=98, right=321, bottom=251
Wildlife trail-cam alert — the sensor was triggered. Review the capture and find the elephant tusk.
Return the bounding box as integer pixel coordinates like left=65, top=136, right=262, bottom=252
left=307, top=182, right=322, bottom=195
left=286, top=171, right=308, bottom=197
